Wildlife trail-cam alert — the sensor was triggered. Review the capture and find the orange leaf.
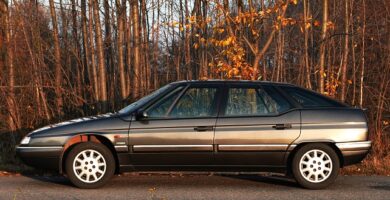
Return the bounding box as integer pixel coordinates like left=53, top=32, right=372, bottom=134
left=292, top=0, right=298, bottom=5
left=314, top=20, right=320, bottom=27
left=193, top=43, right=199, bottom=49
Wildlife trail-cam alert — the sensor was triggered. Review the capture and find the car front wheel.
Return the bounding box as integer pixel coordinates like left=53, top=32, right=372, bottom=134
left=292, top=143, right=340, bottom=189
left=65, top=142, right=115, bottom=188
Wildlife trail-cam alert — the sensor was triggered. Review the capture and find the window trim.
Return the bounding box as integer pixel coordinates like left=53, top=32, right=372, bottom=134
left=255, top=87, right=274, bottom=114
left=218, top=107, right=301, bottom=119
left=164, top=86, right=188, bottom=117
left=137, top=83, right=189, bottom=112
left=145, top=85, right=187, bottom=118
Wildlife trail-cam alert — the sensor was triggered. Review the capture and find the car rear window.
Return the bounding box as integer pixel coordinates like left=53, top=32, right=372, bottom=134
left=281, top=86, right=345, bottom=108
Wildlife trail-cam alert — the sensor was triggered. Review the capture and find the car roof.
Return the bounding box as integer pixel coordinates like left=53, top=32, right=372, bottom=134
left=170, top=79, right=296, bottom=87
left=169, top=79, right=348, bottom=107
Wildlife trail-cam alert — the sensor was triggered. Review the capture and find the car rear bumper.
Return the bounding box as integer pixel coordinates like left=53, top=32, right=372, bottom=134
left=336, top=141, right=371, bottom=166
left=16, top=146, right=63, bottom=170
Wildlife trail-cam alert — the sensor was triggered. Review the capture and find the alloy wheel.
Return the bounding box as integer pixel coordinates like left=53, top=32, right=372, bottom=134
left=299, top=149, right=333, bottom=183
left=73, top=149, right=107, bottom=183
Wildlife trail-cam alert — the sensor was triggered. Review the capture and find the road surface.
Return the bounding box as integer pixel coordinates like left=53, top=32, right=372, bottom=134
left=0, top=174, right=389, bottom=200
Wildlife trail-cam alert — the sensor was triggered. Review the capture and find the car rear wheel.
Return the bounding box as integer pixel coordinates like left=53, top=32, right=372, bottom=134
left=292, top=143, right=340, bottom=189
left=65, top=142, right=115, bottom=188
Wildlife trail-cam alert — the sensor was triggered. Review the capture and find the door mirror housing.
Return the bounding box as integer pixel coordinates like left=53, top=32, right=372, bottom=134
left=135, top=110, right=148, bottom=121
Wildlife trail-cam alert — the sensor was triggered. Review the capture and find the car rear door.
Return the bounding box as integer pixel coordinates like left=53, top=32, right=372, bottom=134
left=128, top=83, right=223, bottom=166
left=214, top=83, right=301, bottom=166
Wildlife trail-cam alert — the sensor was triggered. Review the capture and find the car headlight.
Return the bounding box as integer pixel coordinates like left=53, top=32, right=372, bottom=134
left=20, top=136, right=31, bottom=145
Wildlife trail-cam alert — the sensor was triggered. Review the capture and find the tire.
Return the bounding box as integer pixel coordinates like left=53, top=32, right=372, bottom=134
left=65, top=142, right=115, bottom=189
left=292, top=143, right=340, bottom=189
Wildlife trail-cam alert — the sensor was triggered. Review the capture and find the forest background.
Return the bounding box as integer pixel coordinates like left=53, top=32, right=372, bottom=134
left=0, top=0, right=389, bottom=174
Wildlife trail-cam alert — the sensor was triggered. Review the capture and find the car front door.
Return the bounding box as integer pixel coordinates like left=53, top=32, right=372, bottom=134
left=214, top=84, right=301, bottom=166
left=128, top=83, right=222, bottom=166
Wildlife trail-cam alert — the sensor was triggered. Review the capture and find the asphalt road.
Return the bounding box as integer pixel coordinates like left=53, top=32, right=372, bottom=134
left=0, top=174, right=389, bottom=200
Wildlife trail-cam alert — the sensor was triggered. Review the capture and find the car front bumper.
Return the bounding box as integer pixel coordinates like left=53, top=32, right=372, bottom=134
left=16, top=146, right=63, bottom=170
left=336, top=141, right=371, bottom=166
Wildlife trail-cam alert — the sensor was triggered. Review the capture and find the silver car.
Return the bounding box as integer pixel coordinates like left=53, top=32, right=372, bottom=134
left=17, top=80, right=371, bottom=189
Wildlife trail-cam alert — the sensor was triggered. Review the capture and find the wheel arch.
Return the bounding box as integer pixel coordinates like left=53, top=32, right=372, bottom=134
left=59, top=134, right=120, bottom=174
left=286, top=142, right=344, bottom=175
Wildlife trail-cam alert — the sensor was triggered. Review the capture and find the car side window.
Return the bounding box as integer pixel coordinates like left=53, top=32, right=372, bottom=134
left=224, top=87, right=291, bottom=116
left=169, top=87, right=218, bottom=118
left=281, top=86, right=343, bottom=107
left=262, top=85, right=292, bottom=112
left=147, top=86, right=184, bottom=118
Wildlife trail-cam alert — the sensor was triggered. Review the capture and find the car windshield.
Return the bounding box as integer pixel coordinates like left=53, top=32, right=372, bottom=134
left=118, top=84, right=173, bottom=114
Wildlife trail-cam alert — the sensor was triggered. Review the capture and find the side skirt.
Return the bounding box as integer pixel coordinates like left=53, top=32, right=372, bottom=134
left=118, top=165, right=286, bottom=173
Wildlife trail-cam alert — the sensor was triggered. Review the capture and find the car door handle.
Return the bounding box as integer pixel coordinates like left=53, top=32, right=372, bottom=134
left=272, top=124, right=292, bottom=130
left=194, top=126, right=214, bottom=132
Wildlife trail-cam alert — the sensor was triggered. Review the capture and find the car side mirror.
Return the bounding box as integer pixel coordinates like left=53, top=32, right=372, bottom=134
left=136, top=110, right=148, bottom=121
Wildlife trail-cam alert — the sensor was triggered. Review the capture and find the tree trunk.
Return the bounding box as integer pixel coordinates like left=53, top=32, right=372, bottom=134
left=126, top=5, right=132, bottom=95
left=184, top=0, right=191, bottom=80
left=117, top=0, right=127, bottom=99
left=49, top=0, right=63, bottom=116
left=92, top=0, right=108, bottom=111
left=350, top=0, right=356, bottom=105
left=81, top=0, right=93, bottom=98
left=252, top=2, right=289, bottom=80
left=318, top=0, right=328, bottom=94
left=103, top=0, right=114, bottom=104
left=88, top=0, right=99, bottom=101
left=71, top=0, right=83, bottom=103
left=2, top=0, right=20, bottom=131
left=59, top=0, right=71, bottom=90
left=131, top=0, right=141, bottom=99
left=359, top=0, right=366, bottom=107
left=303, top=0, right=312, bottom=89
left=340, top=0, right=349, bottom=102
left=141, top=0, right=150, bottom=93
left=152, top=0, right=160, bottom=88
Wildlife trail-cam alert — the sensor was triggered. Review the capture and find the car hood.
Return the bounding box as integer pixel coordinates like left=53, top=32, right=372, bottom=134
left=29, top=113, right=125, bottom=137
